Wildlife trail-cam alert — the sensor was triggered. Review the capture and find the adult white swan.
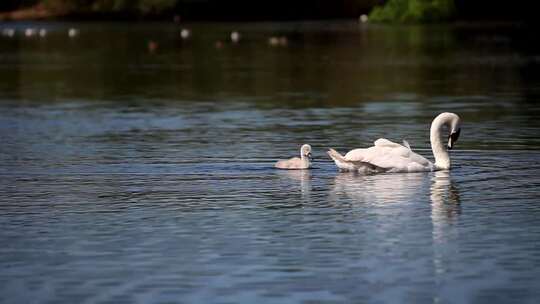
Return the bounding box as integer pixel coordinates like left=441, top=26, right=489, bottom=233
left=327, top=112, right=461, bottom=173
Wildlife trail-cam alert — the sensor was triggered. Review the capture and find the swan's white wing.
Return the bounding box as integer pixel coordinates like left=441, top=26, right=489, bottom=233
left=374, top=138, right=402, bottom=148
left=345, top=138, right=433, bottom=172
left=402, top=140, right=411, bottom=150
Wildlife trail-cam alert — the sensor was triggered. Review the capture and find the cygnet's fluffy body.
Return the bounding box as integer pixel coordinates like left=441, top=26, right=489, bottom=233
left=275, top=144, right=312, bottom=170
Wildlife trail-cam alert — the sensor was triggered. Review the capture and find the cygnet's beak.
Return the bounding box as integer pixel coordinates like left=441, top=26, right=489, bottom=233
left=307, top=152, right=313, bottom=160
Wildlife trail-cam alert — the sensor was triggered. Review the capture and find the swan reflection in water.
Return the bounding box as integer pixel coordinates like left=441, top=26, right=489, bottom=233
left=330, top=170, right=460, bottom=221
left=431, top=170, right=461, bottom=244
left=330, top=172, right=430, bottom=205
left=430, top=170, right=461, bottom=277
left=331, top=170, right=461, bottom=277
left=330, top=169, right=461, bottom=245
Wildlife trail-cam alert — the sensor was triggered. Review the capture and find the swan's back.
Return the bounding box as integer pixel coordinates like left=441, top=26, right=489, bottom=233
left=343, top=138, right=433, bottom=173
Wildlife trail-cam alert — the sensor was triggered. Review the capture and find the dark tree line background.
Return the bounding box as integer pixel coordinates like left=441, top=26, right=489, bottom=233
left=0, top=0, right=537, bottom=22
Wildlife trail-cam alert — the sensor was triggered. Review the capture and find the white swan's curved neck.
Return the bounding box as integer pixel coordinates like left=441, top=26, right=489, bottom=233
left=430, top=115, right=451, bottom=170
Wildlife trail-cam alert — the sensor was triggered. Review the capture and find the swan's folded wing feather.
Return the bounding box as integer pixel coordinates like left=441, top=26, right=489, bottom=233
left=363, top=146, right=412, bottom=171
left=402, top=140, right=411, bottom=150
left=345, top=143, right=431, bottom=172
left=347, top=139, right=406, bottom=162
left=374, top=138, right=402, bottom=148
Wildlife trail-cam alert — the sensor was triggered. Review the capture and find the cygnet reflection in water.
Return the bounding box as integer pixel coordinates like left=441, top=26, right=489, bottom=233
left=276, top=169, right=312, bottom=201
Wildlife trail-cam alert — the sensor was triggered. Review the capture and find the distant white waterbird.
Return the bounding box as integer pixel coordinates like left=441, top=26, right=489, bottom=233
left=25, top=28, right=37, bottom=37
left=39, top=28, right=47, bottom=37
left=2, top=28, right=15, bottom=37
left=180, top=28, right=190, bottom=39
left=230, top=31, right=240, bottom=43
left=268, top=36, right=279, bottom=46
left=328, top=112, right=462, bottom=173
left=359, top=14, right=369, bottom=23
left=268, top=36, right=287, bottom=47
left=68, top=28, right=79, bottom=38
left=275, top=144, right=312, bottom=170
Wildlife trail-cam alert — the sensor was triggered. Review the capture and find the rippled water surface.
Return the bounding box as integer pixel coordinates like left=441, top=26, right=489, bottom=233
left=1, top=21, right=540, bottom=303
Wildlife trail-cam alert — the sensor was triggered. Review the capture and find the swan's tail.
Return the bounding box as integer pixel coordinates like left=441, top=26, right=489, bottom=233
left=327, top=148, right=346, bottom=163
left=327, top=148, right=386, bottom=173
left=327, top=148, right=355, bottom=171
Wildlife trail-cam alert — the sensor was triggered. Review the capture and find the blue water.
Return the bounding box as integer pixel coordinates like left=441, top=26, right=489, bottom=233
left=1, top=21, right=540, bottom=303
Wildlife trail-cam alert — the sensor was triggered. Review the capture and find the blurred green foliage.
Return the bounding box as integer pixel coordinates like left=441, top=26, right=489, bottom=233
left=369, top=0, right=456, bottom=23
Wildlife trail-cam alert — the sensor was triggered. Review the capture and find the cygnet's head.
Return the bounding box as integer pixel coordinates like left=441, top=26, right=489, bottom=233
left=446, top=113, right=461, bottom=150
left=301, top=144, right=312, bottom=159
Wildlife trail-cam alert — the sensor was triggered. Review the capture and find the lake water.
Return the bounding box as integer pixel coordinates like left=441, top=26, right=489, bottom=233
left=1, top=21, right=540, bottom=303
